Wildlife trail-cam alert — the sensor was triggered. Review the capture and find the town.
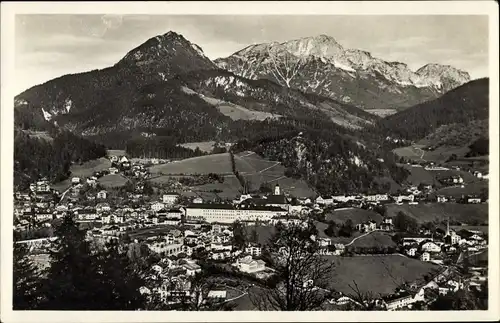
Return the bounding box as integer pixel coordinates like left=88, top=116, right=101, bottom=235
left=14, top=151, right=489, bottom=311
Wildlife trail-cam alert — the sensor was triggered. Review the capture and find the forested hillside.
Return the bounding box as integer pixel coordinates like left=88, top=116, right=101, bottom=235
left=378, top=78, right=489, bottom=140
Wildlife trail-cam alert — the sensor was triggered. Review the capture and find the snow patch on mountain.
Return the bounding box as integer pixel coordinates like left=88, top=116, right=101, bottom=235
left=41, top=108, right=52, bottom=121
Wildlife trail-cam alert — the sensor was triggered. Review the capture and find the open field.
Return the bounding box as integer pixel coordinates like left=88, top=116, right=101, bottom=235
left=325, top=208, right=382, bottom=225
left=70, top=158, right=111, bottom=178
left=179, top=141, right=216, bottom=153
left=400, top=164, right=441, bottom=186
left=325, top=255, right=440, bottom=296
left=23, top=130, right=54, bottom=142
left=52, top=179, right=72, bottom=193
left=394, top=145, right=470, bottom=164
left=365, top=109, right=398, bottom=117
left=385, top=203, right=488, bottom=225
left=450, top=225, right=488, bottom=235
left=182, top=86, right=280, bottom=121
left=436, top=181, right=488, bottom=198
left=190, top=176, right=243, bottom=200
left=97, top=174, right=130, bottom=188
left=149, top=153, right=233, bottom=175
left=349, top=231, right=397, bottom=249
left=234, top=151, right=316, bottom=198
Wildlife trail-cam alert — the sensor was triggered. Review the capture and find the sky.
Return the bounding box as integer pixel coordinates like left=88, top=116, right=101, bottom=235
left=14, top=14, right=489, bottom=95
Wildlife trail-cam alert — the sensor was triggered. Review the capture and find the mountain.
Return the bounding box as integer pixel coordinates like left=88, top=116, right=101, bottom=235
left=378, top=78, right=489, bottom=141
left=14, top=32, right=377, bottom=147
left=215, top=35, right=471, bottom=111
left=14, top=31, right=411, bottom=193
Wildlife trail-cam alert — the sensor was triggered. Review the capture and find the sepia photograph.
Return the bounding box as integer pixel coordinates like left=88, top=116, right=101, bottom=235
left=1, top=1, right=498, bottom=322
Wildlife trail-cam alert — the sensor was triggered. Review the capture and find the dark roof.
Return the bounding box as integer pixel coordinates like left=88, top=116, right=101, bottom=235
left=185, top=203, right=286, bottom=212
left=382, top=291, right=412, bottom=302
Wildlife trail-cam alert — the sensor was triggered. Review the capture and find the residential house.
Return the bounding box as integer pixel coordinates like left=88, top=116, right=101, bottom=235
left=437, top=195, right=448, bottom=203
left=421, top=241, right=441, bottom=253
left=365, top=194, right=389, bottom=203
left=383, top=291, right=414, bottom=311
left=234, top=255, right=266, bottom=274
left=406, top=247, right=418, bottom=257
left=97, top=190, right=107, bottom=199
left=109, top=167, right=119, bottom=175
left=162, top=193, right=180, bottom=206
left=466, top=197, right=481, bottom=204
left=75, top=208, right=98, bottom=221
left=151, top=202, right=165, bottom=212
left=96, top=202, right=111, bottom=213
left=420, top=252, right=431, bottom=262
left=245, top=244, right=262, bottom=257
left=192, top=197, right=204, bottom=204
left=182, top=262, right=201, bottom=276
left=71, top=177, right=81, bottom=184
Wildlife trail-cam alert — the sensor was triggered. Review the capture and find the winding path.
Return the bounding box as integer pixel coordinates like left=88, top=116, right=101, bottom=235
left=344, top=229, right=382, bottom=247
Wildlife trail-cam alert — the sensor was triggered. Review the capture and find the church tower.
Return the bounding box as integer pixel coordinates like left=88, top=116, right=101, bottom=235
left=274, top=184, right=281, bottom=196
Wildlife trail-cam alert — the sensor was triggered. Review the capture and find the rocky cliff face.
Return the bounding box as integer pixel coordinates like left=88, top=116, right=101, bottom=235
left=215, top=35, right=471, bottom=111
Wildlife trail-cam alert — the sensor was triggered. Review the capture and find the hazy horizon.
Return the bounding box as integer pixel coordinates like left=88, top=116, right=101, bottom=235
left=15, top=14, right=489, bottom=94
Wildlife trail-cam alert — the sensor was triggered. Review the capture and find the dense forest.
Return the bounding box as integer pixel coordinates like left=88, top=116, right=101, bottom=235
left=231, top=128, right=409, bottom=196
left=14, top=130, right=106, bottom=189
left=125, top=136, right=206, bottom=159
left=377, top=78, right=489, bottom=140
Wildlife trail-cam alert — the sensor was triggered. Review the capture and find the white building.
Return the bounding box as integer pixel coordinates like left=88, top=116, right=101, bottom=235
left=182, top=262, right=201, bottom=276
left=151, top=202, right=166, bottom=212
left=96, top=203, right=111, bottom=213
left=421, top=242, right=441, bottom=253
left=71, top=177, right=81, bottom=184
left=234, top=256, right=266, bottom=274
left=162, top=193, right=180, bottom=206
left=97, top=190, right=107, bottom=199
left=420, top=252, right=431, bottom=262
left=192, top=197, right=204, bottom=204
left=185, top=204, right=287, bottom=224
left=245, top=244, right=262, bottom=257
left=148, top=242, right=183, bottom=256
left=365, top=194, right=389, bottom=203
left=437, top=196, right=448, bottom=203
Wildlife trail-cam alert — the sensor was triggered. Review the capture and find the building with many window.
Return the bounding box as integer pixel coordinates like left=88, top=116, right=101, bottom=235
left=184, top=204, right=287, bottom=223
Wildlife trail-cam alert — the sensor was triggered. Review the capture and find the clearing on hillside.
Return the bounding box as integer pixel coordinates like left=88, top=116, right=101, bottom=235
left=179, top=141, right=217, bottom=153
left=325, top=255, right=440, bottom=296
left=182, top=86, right=281, bottom=121
left=149, top=153, right=233, bottom=175
left=234, top=151, right=316, bottom=198
left=385, top=203, right=488, bottom=225
left=349, top=231, right=397, bottom=249
left=97, top=174, right=129, bottom=188
left=70, top=158, right=112, bottom=178
left=325, top=208, right=383, bottom=225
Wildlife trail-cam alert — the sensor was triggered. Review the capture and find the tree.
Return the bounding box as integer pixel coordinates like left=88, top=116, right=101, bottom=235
left=250, top=228, right=259, bottom=244
left=324, top=222, right=337, bottom=237
left=249, top=221, right=334, bottom=310
left=339, top=219, right=354, bottom=237
left=13, top=243, right=44, bottom=309
left=394, top=211, right=418, bottom=233
left=38, top=216, right=146, bottom=310
left=232, top=220, right=247, bottom=250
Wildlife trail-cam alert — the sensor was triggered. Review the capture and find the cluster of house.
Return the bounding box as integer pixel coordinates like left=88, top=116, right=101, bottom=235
left=400, top=225, right=488, bottom=265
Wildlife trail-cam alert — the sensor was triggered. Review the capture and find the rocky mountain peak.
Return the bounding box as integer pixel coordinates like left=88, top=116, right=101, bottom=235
left=118, top=30, right=212, bottom=68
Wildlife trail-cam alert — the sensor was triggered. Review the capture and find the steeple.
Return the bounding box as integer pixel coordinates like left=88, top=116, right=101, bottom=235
left=446, top=216, right=450, bottom=236
left=274, top=184, right=281, bottom=196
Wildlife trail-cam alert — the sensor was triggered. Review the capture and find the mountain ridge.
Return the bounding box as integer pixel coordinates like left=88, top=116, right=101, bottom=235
left=215, top=34, right=471, bottom=111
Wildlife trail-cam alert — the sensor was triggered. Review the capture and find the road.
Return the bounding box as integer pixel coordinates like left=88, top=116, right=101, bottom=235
left=59, top=184, right=81, bottom=202
left=345, top=229, right=382, bottom=247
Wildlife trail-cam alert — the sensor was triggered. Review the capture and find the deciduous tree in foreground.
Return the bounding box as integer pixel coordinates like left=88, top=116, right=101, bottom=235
left=249, top=221, right=334, bottom=310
